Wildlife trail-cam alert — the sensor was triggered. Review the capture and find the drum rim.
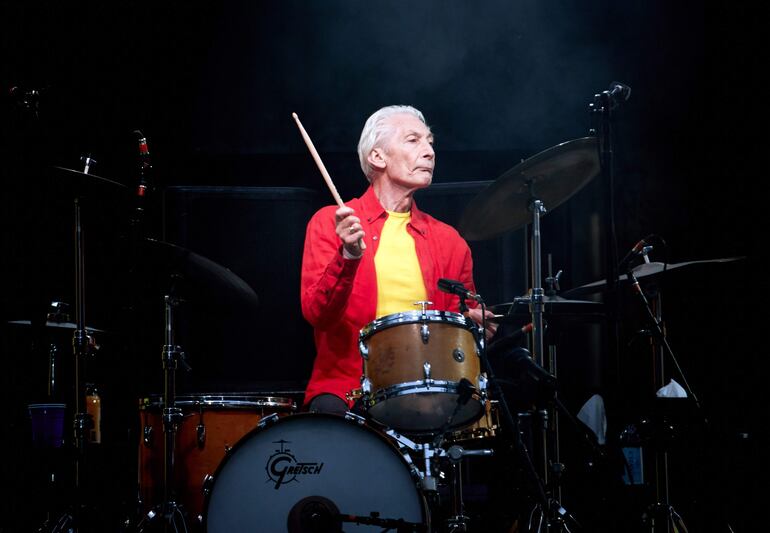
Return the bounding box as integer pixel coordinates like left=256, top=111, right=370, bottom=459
left=360, top=309, right=474, bottom=338
left=367, top=382, right=485, bottom=432
left=139, top=393, right=296, bottom=410
left=201, top=411, right=429, bottom=529
left=368, top=379, right=484, bottom=402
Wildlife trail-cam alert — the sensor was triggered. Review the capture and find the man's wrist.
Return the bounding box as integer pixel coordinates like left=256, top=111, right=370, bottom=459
left=342, top=247, right=363, bottom=260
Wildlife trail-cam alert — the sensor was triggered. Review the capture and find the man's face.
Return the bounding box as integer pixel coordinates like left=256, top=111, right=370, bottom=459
left=379, top=113, right=435, bottom=190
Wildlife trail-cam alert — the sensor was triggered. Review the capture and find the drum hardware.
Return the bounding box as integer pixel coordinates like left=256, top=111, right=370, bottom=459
left=621, top=249, right=700, bottom=532
left=445, top=444, right=496, bottom=533
left=258, top=411, right=281, bottom=428
left=128, top=238, right=260, bottom=531
left=195, top=407, right=206, bottom=448
left=345, top=388, right=363, bottom=402
left=459, top=134, right=606, bottom=533
left=386, top=427, right=447, bottom=493
left=289, top=494, right=430, bottom=533
left=34, top=161, right=128, bottom=533
left=385, top=426, right=495, bottom=532
left=135, top=293, right=193, bottom=533
left=435, top=277, right=566, bottom=531
left=336, top=513, right=427, bottom=532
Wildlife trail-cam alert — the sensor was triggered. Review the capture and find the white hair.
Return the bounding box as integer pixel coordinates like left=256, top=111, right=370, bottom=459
left=357, top=105, right=428, bottom=182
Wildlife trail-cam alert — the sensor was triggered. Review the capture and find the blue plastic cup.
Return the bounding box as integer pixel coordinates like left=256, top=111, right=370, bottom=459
left=28, top=403, right=67, bottom=448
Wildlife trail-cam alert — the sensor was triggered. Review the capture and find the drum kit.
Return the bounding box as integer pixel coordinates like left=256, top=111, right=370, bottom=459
left=161, top=136, right=609, bottom=532
left=7, top=125, right=745, bottom=533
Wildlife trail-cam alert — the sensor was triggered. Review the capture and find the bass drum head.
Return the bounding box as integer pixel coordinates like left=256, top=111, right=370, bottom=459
left=204, top=413, right=427, bottom=532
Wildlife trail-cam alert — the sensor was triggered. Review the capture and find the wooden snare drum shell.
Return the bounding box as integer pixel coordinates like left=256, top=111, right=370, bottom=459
left=360, top=311, right=485, bottom=433
left=363, top=320, right=480, bottom=393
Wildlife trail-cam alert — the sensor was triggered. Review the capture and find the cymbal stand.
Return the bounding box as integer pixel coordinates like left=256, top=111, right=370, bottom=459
left=524, top=191, right=578, bottom=532
left=136, top=293, right=191, bottom=532
left=462, top=293, right=553, bottom=532
left=40, top=162, right=97, bottom=533
left=544, top=255, right=565, bottom=504
left=625, top=269, right=694, bottom=532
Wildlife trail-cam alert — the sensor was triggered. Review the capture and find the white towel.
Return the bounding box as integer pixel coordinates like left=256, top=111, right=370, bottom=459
left=656, top=379, right=687, bottom=398
left=577, top=393, right=607, bottom=445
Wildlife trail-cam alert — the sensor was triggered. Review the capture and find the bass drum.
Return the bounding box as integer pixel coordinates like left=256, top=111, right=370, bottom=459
left=204, top=413, right=429, bottom=532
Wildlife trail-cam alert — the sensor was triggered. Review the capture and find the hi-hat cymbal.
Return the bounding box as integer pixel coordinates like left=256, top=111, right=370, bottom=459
left=459, top=137, right=600, bottom=241
left=139, top=238, right=259, bottom=310
left=562, top=256, right=746, bottom=298
left=490, top=295, right=605, bottom=324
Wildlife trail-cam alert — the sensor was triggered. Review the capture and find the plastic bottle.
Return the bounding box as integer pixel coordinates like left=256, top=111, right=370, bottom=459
left=85, top=384, right=102, bottom=444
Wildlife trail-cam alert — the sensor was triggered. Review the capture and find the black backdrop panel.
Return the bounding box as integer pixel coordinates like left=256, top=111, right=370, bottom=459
left=162, top=186, right=323, bottom=394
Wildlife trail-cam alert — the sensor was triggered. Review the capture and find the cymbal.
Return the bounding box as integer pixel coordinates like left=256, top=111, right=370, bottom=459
left=562, top=256, right=746, bottom=298
left=7, top=320, right=104, bottom=333
left=459, top=137, right=600, bottom=241
left=139, top=238, right=259, bottom=310
left=50, top=166, right=128, bottom=193
left=490, top=295, right=605, bottom=324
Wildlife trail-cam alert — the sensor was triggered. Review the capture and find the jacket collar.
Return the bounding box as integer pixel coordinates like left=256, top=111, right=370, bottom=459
left=359, top=185, right=428, bottom=236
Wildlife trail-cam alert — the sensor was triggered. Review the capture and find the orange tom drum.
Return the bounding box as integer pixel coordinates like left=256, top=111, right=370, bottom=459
left=359, top=310, right=485, bottom=434
left=138, top=393, right=295, bottom=524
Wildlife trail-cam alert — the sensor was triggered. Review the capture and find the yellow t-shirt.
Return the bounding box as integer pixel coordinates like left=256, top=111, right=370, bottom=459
left=374, top=211, right=428, bottom=318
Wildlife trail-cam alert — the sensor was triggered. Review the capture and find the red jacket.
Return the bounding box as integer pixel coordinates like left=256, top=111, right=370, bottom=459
left=300, top=186, right=477, bottom=406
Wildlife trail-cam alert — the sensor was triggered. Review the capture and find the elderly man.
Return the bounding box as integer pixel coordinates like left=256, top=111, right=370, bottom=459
left=300, top=105, right=496, bottom=415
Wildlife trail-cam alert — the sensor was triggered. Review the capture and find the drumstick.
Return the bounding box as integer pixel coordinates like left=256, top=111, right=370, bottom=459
left=292, top=112, right=366, bottom=250
left=292, top=112, right=344, bottom=207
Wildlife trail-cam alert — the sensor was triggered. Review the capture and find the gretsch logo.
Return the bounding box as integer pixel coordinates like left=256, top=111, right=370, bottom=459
left=265, top=439, right=324, bottom=489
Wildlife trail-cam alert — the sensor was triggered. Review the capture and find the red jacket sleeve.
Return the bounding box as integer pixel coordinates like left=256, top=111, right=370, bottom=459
left=300, top=206, right=362, bottom=330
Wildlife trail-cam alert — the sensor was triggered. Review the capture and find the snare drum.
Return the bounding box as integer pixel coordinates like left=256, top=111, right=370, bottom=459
left=138, top=393, right=295, bottom=523
left=359, top=310, right=484, bottom=433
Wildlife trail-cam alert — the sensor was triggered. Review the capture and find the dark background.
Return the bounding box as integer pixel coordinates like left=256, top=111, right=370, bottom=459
left=0, top=1, right=765, bottom=532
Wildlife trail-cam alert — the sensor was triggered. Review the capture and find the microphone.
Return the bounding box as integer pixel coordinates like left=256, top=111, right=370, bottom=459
left=134, top=130, right=152, bottom=198
left=618, top=238, right=651, bottom=271
left=437, top=278, right=482, bottom=303
left=606, top=81, right=631, bottom=108
left=507, top=347, right=557, bottom=390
